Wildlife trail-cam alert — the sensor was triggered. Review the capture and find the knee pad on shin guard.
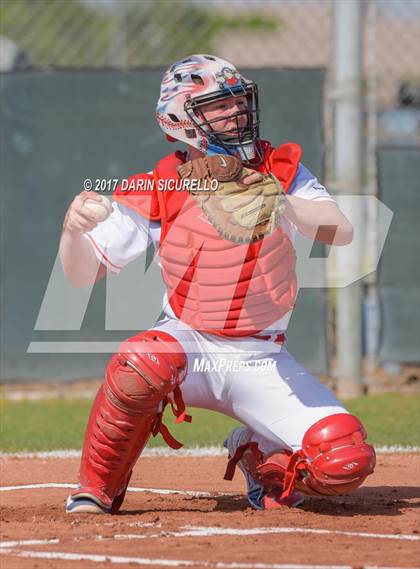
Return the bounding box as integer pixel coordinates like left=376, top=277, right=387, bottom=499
left=261, top=414, right=376, bottom=497
left=225, top=414, right=376, bottom=499
left=74, top=331, right=188, bottom=510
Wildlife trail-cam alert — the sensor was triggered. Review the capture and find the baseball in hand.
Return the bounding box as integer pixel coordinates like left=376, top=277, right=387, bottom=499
left=83, top=195, right=113, bottom=222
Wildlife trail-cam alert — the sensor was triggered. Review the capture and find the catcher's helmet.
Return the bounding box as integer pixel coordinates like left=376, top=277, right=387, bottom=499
left=156, top=54, right=261, bottom=163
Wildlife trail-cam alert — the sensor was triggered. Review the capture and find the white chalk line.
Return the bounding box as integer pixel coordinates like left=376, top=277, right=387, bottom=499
left=1, top=445, right=419, bottom=459
left=0, top=539, right=59, bottom=549
left=1, top=530, right=418, bottom=569
left=2, top=483, right=419, bottom=541
left=0, top=482, right=76, bottom=492
left=104, top=524, right=420, bottom=542
left=0, top=446, right=225, bottom=459
left=0, top=482, right=232, bottom=498
left=0, top=549, right=417, bottom=569
left=1, top=523, right=418, bottom=551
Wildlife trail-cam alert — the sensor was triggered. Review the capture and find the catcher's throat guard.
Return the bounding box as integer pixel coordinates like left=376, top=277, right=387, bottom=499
left=177, top=153, right=286, bottom=244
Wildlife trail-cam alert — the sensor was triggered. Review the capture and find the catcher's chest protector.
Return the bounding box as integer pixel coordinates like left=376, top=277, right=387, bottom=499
left=117, top=143, right=301, bottom=337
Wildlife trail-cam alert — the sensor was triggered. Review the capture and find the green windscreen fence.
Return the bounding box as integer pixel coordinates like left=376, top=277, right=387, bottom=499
left=0, top=68, right=328, bottom=382
left=377, top=146, right=420, bottom=364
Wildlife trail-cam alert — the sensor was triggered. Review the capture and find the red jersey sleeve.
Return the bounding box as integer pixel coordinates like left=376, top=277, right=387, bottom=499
left=113, top=172, right=160, bottom=221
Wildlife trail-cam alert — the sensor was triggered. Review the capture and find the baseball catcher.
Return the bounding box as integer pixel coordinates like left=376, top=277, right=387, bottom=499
left=60, top=54, right=375, bottom=513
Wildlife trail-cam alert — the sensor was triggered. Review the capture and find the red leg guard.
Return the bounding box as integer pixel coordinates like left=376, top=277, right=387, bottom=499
left=225, top=414, right=376, bottom=499
left=72, top=330, right=188, bottom=511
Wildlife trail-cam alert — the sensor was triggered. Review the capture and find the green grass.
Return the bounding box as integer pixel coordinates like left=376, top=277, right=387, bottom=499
left=345, top=392, right=420, bottom=447
left=0, top=393, right=418, bottom=453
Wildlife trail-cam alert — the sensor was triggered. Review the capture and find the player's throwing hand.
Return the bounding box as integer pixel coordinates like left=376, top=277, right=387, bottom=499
left=63, top=191, right=112, bottom=234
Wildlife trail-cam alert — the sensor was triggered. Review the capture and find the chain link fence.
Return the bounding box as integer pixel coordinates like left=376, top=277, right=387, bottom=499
left=1, top=0, right=419, bottom=157
left=1, top=0, right=419, bottom=110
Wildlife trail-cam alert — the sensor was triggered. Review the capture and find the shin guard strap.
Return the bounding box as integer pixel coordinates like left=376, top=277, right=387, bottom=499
left=151, top=387, right=192, bottom=450
left=281, top=450, right=306, bottom=498
left=152, top=416, right=184, bottom=450
left=172, top=386, right=192, bottom=424
left=224, top=442, right=263, bottom=481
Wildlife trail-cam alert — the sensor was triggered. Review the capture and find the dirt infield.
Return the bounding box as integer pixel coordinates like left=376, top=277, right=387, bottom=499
left=1, top=453, right=419, bottom=568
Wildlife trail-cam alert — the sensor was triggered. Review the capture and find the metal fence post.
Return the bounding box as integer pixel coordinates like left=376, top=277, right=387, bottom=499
left=334, top=0, right=365, bottom=398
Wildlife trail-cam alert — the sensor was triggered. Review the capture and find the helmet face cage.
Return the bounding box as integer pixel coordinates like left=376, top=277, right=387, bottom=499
left=156, top=55, right=262, bottom=164
left=184, top=82, right=262, bottom=164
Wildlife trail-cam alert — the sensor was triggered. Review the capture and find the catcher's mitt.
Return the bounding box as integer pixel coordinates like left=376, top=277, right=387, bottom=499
left=177, top=154, right=286, bottom=244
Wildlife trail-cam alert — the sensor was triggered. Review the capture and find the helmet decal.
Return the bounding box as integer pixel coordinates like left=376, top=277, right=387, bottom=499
left=215, top=67, right=243, bottom=91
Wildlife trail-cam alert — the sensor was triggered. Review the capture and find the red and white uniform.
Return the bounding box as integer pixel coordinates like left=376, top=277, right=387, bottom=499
left=83, top=142, right=346, bottom=455
left=68, top=55, right=375, bottom=514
